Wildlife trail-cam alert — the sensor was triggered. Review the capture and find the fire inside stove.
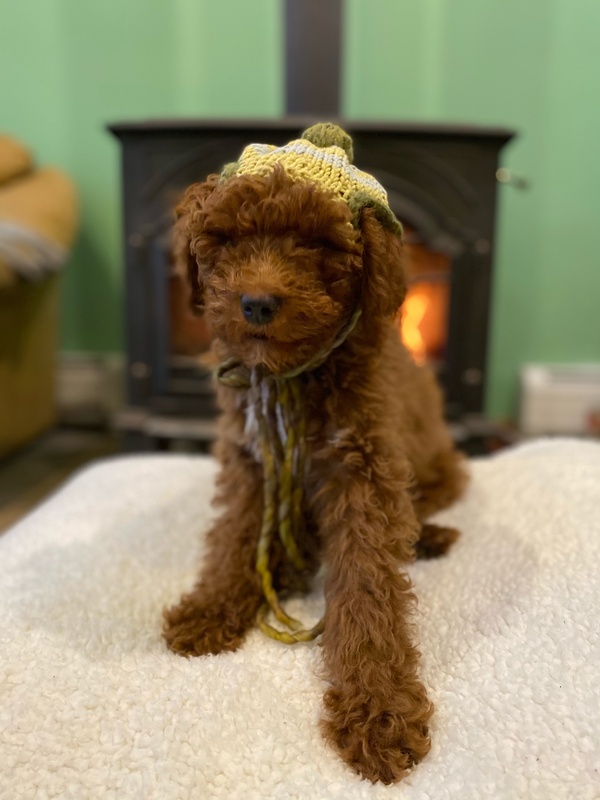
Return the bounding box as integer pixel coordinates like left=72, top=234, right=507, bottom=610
left=396, top=233, right=451, bottom=367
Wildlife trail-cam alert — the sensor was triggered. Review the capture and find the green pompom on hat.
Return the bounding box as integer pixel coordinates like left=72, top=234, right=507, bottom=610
left=302, top=122, right=354, bottom=162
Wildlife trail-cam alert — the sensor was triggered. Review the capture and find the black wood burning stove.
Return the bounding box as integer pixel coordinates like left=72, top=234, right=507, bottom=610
left=109, top=118, right=514, bottom=451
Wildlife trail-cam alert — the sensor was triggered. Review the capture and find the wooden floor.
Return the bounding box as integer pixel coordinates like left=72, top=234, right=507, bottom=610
left=0, top=427, right=118, bottom=535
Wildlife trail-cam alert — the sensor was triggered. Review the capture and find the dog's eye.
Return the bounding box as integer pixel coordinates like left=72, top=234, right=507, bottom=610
left=310, top=238, right=335, bottom=252
left=206, top=230, right=236, bottom=249
left=212, top=237, right=233, bottom=251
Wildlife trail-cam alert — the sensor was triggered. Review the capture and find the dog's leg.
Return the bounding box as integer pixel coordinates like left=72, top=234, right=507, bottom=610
left=315, top=448, right=432, bottom=784
left=412, top=448, right=467, bottom=559
left=412, top=447, right=468, bottom=520
left=163, top=443, right=263, bottom=656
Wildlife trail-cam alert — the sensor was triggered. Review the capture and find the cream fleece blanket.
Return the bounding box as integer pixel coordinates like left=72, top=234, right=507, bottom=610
left=1, top=440, right=599, bottom=799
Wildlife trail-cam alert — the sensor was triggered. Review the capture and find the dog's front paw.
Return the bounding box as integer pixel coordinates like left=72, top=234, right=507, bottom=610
left=163, top=595, right=249, bottom=657
left=321, top=687, right=432, bottom=784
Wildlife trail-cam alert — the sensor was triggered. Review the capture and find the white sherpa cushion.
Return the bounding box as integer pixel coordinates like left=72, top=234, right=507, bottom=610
left=1, top=440, right=599, bottom=800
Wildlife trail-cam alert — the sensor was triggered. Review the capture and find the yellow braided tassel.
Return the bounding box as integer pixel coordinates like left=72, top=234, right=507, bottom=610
left=290, top=378, right=306, bottom=545
left=276, top=379, right=307, bottom=571
left=251, top=369, right=324, bottom=644
left=257, top=605, right=324, bottom=644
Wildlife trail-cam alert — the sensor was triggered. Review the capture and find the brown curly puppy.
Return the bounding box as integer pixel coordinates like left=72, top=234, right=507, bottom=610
left=163, top=162, right=467, bottom=784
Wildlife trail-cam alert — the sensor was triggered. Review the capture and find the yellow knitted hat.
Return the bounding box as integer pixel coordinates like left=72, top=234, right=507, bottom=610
left=221, top=123, right=402, bottom=236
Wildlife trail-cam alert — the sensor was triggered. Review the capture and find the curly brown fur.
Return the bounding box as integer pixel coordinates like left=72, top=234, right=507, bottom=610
left=164, top=166, right=468, bottom=783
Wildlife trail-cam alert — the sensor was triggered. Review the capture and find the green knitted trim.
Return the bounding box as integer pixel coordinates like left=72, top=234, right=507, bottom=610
left=347, top=191, right=403, bottom=237
left=220, top=161, right=239, bottom=181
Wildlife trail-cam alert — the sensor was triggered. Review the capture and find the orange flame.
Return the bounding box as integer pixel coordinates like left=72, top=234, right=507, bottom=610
left=400, top=289, right=429, bottom=365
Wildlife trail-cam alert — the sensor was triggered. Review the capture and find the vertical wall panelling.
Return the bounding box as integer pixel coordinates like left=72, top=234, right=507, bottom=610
left=343, top=0, right=600, bottom=419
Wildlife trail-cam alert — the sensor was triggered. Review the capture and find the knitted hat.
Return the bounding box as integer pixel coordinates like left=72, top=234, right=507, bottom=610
left=221, top=123, right=402, bottom=236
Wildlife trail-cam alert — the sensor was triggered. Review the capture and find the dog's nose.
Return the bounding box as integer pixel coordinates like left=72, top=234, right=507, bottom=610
left=240, top=294, right=281, bottom=326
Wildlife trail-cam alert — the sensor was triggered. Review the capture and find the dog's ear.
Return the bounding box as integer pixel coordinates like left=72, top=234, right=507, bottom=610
left=172, top=176, right=219, bottom=314
left=358, top=207, right=407, bottom=321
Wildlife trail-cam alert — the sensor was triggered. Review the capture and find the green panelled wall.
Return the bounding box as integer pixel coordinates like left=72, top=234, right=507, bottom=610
left=2, top=0, right=599, bottom=419
left=345, top=0, right=600, bottom=418
left=0, top=0, right=282, bottom=353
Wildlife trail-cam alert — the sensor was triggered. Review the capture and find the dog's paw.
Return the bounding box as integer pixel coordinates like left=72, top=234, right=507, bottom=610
left=321, top=688, right=432, bottom=784
left=415, top=523, right=460, bottom=559
left=162, top=598, right=248, bottom=657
